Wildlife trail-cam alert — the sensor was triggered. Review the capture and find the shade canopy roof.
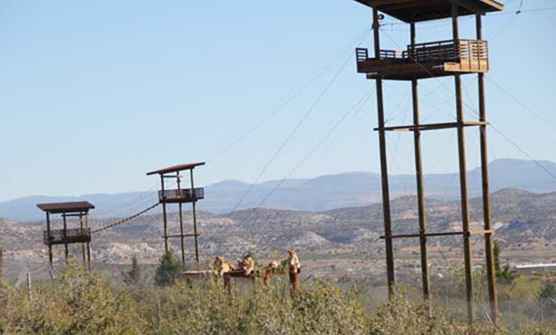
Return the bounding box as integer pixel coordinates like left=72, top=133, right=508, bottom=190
left=354, top=0, right=504, bottom=22
left=146, top=162, right=206, bottom=176
left=37, top=201, right=95, bottom=214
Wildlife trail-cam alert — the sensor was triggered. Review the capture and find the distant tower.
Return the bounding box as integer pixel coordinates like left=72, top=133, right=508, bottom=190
left=353, top=0, right=502, bottom=324
left=37, top=201, right=94, bottom=270
left=147, top=162, right=205, bottom=266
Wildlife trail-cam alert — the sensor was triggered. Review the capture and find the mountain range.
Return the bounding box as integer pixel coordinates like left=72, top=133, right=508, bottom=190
left=3, top=158, right=556, bottom=221
left=1, top=188, right=555, bottom=279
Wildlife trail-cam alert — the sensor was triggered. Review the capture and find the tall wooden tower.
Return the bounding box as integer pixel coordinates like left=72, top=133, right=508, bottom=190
left=147, top=162, right=205, bottom=266
left=353, top=0, right=503, bottom=324
left=38, top=201, right=94, bottom=270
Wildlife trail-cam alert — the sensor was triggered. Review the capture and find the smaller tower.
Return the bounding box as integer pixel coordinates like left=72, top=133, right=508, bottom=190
left=147, top=162, right=205, bottom=266
left=37, top=201, right=94, bottom=269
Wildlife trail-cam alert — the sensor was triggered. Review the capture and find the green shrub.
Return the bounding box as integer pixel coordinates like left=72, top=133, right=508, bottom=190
left=4, top=262, right=145, bottom=334
left=154, top=251, right=182, bottom=287
left=538, top=282, right=556, bottom=317
left=290, top=282, right=368, bottom=335
left=2, top=265, right=556, bottom=334
left=123, top=255, right=142, bottom=286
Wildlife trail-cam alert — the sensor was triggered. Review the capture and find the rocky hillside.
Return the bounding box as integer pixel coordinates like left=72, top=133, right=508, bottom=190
left=1, top=188, right=555, bottom=275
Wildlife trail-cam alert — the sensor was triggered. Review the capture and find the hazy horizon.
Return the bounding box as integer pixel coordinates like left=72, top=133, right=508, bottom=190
left=2, top=1, right=555, bottom=202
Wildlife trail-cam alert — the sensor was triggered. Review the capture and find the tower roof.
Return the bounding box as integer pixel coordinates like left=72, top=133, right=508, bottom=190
left=354, top=0, right=504, bottom=22
left=37, top=201, right=95, bottom=214
left=146, top=162, right=206, bottom=176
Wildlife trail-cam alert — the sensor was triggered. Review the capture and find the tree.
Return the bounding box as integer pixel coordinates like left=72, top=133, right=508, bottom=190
left=493, top=240, right=501, bottom=274
left=124, top=255, right=142, bottom=286
left=538, top=282, right=556, bottom=316
left=493, top=240, right=514, bottom=283
left=154, top=251, right=182, bottom=287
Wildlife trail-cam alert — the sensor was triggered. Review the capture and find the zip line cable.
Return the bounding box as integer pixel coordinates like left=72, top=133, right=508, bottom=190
left=15, top=30, right=373, bottom=243
left=206, top=26, right=372, bottom=165
left=248, top=90, right=374, bottom=227
left=240, top=83, right=450, bottom=247
left=379, top=28, right=556, bottom=187
left=455, top=72, right=556, bottom=184
left=225, top=41, right=360, bottom=214
left=91, top=202, right=160, bottom=234
left=17, top=31, right=373, bottom=246
left=86, top=28, right=373, bottom=235
left=486, top=76, right=556, bottom=130
left=18, top=8, right=555, bottom=248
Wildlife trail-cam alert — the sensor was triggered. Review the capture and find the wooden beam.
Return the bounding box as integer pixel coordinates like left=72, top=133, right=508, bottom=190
left=374, top=121, right=486, bottom=132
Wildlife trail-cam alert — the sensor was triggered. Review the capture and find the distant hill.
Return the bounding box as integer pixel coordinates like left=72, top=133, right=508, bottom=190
left=3, top=158, right=556, bottom=221
left=2, top=187, right=555, bottom=269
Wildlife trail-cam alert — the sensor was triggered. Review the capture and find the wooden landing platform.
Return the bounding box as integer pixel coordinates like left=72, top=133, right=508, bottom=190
left=356, top=39, right=489, bottom=80
left=361, top=60, right=488, bottom=80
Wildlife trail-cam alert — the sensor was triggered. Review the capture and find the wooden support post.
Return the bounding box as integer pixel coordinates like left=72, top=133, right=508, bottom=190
left=86, top=242, right=91, bottom=271
left=26, top=271, right=32, bottom=300
left=410, top=22, right=431, bottom=310
left=452, top=4, right=474, bottom=325
left=373, top=8, right=395, bottom=297
left=62, top=213, right=69, bottom=262
left=160, top=174, right=169, bottom=254
left=177, top=172, right=186, bottom=266
left=0, top=247, right=3, bottom=280
left=190, top=169, right=200, bottom=264
left=476, top=12, right=498, bottom=324
left=85, top=214, right=91, bottom=271
left=46, top=212, right=53, bottom=266
left=80, top=213, right=86, bottom=266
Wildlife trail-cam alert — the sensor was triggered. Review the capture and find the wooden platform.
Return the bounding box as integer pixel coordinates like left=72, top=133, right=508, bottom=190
left=158, top=188, right=204, bottom=204
left=356, top=39, right=489, bottom=80
left=43, top=228, right=91, bottom=245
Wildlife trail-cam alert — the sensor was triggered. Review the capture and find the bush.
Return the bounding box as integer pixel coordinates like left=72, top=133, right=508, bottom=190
left=123, top=255, right=142, bottom=286
left=2, top=265, right=556, bottom=334
left=3, top=261, right=145, bottom=334
left=538, top=283, right=556, bottom=317
left=154, top=251, right=182, bottom=287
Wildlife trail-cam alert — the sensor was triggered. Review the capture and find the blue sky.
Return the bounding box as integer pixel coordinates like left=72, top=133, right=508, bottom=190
left=1, top=0, right=555, bottom=201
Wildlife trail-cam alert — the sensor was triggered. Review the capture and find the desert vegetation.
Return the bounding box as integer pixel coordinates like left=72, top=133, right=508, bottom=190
left=0, top=255, right=555, bottom=335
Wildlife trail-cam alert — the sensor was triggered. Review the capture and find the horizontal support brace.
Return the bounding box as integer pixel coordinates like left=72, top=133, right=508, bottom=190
left=165, top=233, right=200, bottom=239
left=374, top=121, right=487, bottom=132
left=61, top=213, right=85, bottom=217
left=45, top=240, right=90, bottom=246
left=380, top=231, right=464, bottom=239
left=380, top=229, right=494, bottom=239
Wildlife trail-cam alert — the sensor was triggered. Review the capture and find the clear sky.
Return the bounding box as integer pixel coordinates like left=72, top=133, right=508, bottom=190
left=1, top=0, right=555, bottom=201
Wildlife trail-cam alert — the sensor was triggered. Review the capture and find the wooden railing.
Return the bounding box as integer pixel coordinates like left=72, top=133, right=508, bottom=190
left=406, top=39, right=488, bottom=64
left=356, top=39, right=488, bottom=65
left=44, top=228, right=91, bottom=245
left=355, top=48, right=368, bottom=63
left=379, top=49, right=399, bottom=59
left=159, top=188, right=204, bottom=203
